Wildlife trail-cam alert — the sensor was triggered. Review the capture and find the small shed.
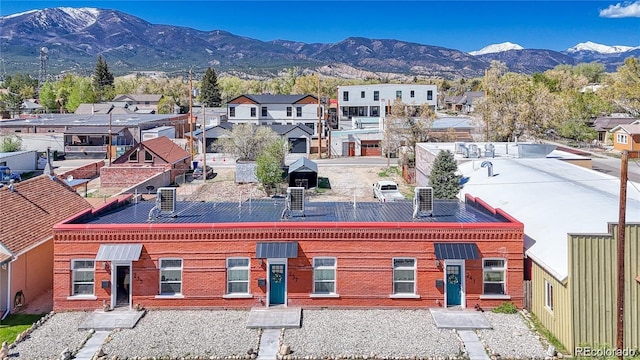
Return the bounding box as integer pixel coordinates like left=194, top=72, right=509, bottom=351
left=288, top=157, right=318, bottom=189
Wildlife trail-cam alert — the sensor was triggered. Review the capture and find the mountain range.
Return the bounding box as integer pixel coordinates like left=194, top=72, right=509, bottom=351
left=1, top=7, right=638, bottom=80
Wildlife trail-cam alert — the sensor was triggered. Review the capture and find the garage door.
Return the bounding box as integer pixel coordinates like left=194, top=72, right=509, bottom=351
left=290, top=138, right=307, bottom=153
left=361, top=140, right=381, bottom=156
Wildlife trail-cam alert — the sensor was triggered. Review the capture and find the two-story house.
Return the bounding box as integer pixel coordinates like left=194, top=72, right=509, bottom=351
left=337, top=84, right=437, bottom=121
left=226, top=95, right=323, bottom=136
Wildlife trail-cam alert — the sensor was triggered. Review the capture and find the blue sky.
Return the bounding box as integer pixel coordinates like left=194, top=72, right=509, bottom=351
left=1, top=1, right=639, bottom=52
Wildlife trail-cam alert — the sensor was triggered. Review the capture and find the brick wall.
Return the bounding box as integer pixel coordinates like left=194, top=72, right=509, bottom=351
left=60, top=161, right=105, bottom=180
left=100, top=166, right=167, bottom=188
left=53, top=225, right=524, bottom=311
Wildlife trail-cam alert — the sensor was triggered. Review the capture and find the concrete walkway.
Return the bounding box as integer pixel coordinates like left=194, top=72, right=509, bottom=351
left=257, top=329, right=280, bottom=360
left=79, top=309, right=146, bottom=331
left=73, top=330, right=110, bottom=360
left=458, top=330, right=490, bottom=360
left=247, top=307, right=302, bottom=329
left=429, top=308, right=491, bottom=329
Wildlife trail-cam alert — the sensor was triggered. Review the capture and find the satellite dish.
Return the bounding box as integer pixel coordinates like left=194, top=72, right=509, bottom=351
left=66, top=175, right=74, bottom=182
left=41, top=47, right=48, bottom=54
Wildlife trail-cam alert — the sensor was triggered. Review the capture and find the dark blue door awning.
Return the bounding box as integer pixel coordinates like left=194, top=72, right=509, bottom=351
left=434, top=243, right=480, bottom=260
left=256, top=242, right=299, bottom=258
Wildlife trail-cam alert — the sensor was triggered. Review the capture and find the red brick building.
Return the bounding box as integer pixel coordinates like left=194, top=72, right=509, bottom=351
left=100, top=136, right=191, bottom=187
left=53, top=192, right=524, bottom=311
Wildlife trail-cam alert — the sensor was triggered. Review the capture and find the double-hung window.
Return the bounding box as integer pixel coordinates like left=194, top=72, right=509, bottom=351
left=313, top=257, right=336, bottom=294
left=410, top=90, right=415, bottom=98
left=343, top=91, right=349, bottom=101
left=393, top=258, right=416, bottom=294
left=227, top=258, right=250, bottom=294
left=396, top=90, right=402, bottom=100
left=427, top=90, right=433, bottom=101
left=373, top=91, right=379, bottom=101
left=296, top=107, right=302, bottom=117
left=483, top=259, right=506, bottom=295
left=159, top=258, right=182, bottom=295
left=71, top=260, right=95, bottom=296
left=250, top=108, right=256, bottom=117
left=229, top=107, right=236, bottom=117
left=261, top=107, right=267, bottom=117
left=286, top=106, right=292, bottom=117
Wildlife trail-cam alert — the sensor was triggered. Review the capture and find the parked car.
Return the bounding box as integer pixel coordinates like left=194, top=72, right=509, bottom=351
left=193, top=165, right=216, bottom=180
left=0, top=166, right=21, bottom=184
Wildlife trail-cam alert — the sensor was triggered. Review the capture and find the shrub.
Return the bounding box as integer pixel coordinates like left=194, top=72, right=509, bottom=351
left=492, top=301, right=518, bottom=314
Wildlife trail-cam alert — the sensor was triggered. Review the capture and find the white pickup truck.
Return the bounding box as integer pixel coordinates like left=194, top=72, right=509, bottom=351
left=373, top=180, right=405, bottom=202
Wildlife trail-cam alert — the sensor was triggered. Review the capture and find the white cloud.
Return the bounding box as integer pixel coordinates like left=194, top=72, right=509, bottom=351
left=600, top=1, right=640, bottom=18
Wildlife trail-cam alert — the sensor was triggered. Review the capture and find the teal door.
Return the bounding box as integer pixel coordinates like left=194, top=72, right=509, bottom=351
left=446, top=265, right=462, bottom=306
left=269, top=264, right=285, bottom=305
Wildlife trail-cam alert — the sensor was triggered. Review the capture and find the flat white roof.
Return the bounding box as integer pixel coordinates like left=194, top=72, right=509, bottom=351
left=457, top=156, right=640, bottom=282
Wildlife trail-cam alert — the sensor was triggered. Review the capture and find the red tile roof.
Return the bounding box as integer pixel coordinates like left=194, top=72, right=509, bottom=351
left=0, top=175, right=93, bottom=256
left=141, top=136, right=190, bottom=164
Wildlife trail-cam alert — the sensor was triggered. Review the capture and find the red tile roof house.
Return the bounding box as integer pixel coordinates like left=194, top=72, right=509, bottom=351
left=100, top=136, right=191, bottom=188
left=53, top=188, right=524, bottom=311
left=0, top=175, right=93, bottom=316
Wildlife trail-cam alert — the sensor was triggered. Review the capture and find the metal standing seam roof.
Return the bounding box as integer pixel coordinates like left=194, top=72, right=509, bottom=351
left=256, top=242, right=299, bottom=258
left=73, top=199, right=512, bottom=225
left=434, top=243, right=480, bottom=260
left=95, top=244, right=143, bottom=261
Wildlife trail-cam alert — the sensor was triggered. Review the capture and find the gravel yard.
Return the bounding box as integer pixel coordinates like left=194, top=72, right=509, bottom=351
left=9, top=311, right=92, bottom=360
left=284, top=309, right=464, bottom=358
left=101, top=310, right=259, bottom=359
left=9, top=309, right=553, bottom=359
left=183, top=165, right=410, bottom=203
left=477, top=312, right=548, bottom=359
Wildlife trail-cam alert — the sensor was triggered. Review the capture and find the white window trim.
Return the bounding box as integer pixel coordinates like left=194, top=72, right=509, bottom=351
left=617, top=133, right=628, bottom=144
left=226, top=257, right=250, bottom=295
left=312, top=257, right=337, bottom=295
left=482, top=258, right=507, bottom=295
left=159, top=258, right=183, bottom=296
left=392, top=257, right=416, bottom=295
left=71, top=259, right=95, bottom=297
left=544, top=279, right=554, bottom=312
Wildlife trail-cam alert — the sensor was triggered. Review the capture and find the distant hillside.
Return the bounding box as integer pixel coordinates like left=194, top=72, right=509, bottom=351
left=0, top=7, right=637, bottom=79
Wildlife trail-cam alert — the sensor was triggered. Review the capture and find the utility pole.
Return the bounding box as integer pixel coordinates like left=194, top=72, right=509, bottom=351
left=108, top=113, right=112, bottom=166
left=202, top=105, right=207, bottom=176
left=317, top=76, right=322, bottom=158
left=616, top=150, right=640, bottom=360
left=188, top=69, right=194, bottom=164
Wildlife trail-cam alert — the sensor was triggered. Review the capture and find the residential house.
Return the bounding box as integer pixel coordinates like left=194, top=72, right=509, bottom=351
left=112, top=94, right=163, bottom=114
left=443, top=92, right=484, bottom=114
left=0, top=175, right=93, bottom=316
left=194, top=123, right=313, bottom=156
left=415, top=142, right=640, bottom=354
left=337, top=84, right=437, bottom=121
left=52, top=192, right=524, bottom=311
left=100, top=136, right=191, bottom=188
left=592, top=116, right=638, bottom=146
left=610, top=120, right=640, bottom=152
left=226, top=94, right=323, bottom=136
left=0, top=114, right=189, bottom=160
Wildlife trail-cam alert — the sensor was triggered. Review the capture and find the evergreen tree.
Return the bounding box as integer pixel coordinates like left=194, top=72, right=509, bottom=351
left=428, top=150, right=461, bottom=199
left=93, top=55, right=114, bottom=101
left=200, top=67, right=221, bottom=107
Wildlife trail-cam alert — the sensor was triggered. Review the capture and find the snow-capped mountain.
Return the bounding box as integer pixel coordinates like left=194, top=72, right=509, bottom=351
left=0, top=7, right=637, bottom=77
left=469, top=42, right=524, bottom=56
left=567, top=41, right=637, bottom=54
